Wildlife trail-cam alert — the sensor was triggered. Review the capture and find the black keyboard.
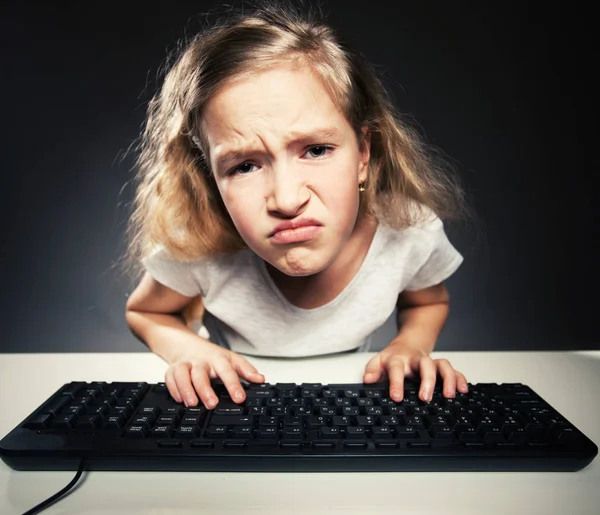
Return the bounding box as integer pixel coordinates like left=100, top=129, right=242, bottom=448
left=1, top=380, right=597, bottom=472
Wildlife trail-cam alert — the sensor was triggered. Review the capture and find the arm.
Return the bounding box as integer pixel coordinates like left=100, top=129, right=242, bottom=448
left=125, top=272, right=264, bottom=407
left=388, top=282, right=450, bottom=355
left=363, top=281, right=468, bottom=401
left=125, top=272, right=211, bottom=364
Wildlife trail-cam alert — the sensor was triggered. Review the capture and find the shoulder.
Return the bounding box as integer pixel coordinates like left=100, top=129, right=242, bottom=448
left=143, top=244, right=251, bottom=269
left=142, top=244, right=255, bottom=297
left=405, top=200, right=443, bottom=232
left=378, top=202, right=443, bottom=246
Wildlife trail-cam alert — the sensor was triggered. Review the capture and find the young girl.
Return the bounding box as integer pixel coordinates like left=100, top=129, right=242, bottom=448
left=124, top=1, right=471, bottom=410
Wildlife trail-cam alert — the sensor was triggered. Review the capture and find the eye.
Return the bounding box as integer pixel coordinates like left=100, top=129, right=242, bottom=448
left=306, top=145, right=334, bottom=158
left=228, top=162, right=258, bottom=176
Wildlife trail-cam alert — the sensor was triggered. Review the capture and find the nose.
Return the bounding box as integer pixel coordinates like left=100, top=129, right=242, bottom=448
left=266, top=165, right=310, bottom=217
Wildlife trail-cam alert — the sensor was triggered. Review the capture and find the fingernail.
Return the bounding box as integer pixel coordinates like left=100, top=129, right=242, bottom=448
left=187, top=396, right=196, bottom=406
left=206, top=398, right=216, bottom=409
left=235, top=391, right=244, bottom=401
left=422, top=389, right=431, bottom=401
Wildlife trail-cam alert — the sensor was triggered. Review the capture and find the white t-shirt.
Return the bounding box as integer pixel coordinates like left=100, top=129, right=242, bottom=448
left=142, top=211, right=463, bottom=357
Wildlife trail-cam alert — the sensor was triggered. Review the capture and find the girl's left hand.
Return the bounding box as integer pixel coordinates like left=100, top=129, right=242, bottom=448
left=362, top=342, right=469, bottom=402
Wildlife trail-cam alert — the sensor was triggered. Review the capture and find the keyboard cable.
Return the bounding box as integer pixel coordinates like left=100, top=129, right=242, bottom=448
left=21, top=458, right=86, bottom=515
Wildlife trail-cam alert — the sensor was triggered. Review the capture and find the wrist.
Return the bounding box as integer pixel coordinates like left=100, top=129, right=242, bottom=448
left=387, top=331, right=436, bottom=356
left=139, top=313, right=213, bottom=363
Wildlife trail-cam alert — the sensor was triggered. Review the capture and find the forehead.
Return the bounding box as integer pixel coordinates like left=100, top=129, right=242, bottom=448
left=201, top=64, right=349, bottom=147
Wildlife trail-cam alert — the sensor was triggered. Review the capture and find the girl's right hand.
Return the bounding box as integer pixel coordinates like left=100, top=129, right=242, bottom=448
left=164, top=343, right=265, bottom=409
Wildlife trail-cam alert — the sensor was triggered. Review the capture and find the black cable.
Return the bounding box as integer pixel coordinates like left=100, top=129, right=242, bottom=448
left=21, top=458, right=86, bottom=515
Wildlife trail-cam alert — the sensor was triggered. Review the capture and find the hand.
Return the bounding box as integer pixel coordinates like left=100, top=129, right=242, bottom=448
left=362, top=341, right=468, bottom=402
left=165, top=342, right=265, bottom=409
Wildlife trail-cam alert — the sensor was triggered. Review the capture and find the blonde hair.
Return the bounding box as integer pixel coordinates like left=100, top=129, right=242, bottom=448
left=124, top=0, right=470, bottom=277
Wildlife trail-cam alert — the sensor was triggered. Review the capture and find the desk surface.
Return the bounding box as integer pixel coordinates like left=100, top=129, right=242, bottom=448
left=1, top=351, right=599, bottom=515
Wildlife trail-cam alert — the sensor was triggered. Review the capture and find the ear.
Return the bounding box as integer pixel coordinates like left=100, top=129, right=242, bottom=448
left=358, top=127, right=371, bottom=183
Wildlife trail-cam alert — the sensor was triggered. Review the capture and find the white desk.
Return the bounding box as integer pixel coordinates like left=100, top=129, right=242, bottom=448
left=1, top=351, right=599, bottom=515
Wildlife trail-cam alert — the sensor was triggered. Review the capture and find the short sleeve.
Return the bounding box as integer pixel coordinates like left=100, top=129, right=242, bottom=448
left=404, top=215, right=464, bottom=291
left=141, top=246, right=204, bottom=297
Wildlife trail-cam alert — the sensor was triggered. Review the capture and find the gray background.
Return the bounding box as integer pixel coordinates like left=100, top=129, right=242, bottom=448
left=1, top=1, right=597, bottom=353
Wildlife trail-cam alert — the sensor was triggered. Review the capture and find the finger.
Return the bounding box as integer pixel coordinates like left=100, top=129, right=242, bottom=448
left=190, top=363, right=219, bottom=409
left=173, top=362, right=198, bottom=407
left=213, top=356, right=246, bottom=403
left=418, top=356, right=437, bottom=402
left=165, top=367, right=182, bottom=403
left=231, top=355, right=265, bottom=384
left=455, top=371, right=469, bottom=393
left=386, top=357, right=406, bottom=402
left=435, top=359, right=457, bottom=398
left=363, top=355, right=383, bottom=383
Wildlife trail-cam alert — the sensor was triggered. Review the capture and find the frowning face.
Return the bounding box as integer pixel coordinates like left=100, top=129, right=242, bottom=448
left=202, top=64, right=370, bottom=277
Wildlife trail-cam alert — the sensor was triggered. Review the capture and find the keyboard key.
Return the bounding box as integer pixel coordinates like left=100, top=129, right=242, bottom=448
left=52, top=414, right=78, bottom=430
left=210, top=415, right=252, bottom=426
left=257, top=427, right=278, bottom=438
left=319, top=427, right=340, bottom=438
left=206, top=426, right=227, bottom=438
left=124, top=425, right=148, bottom=438
left=396, top=426, right=418, bottom=438
left=375, top=441, right=399, bottom=449
left=158, top=440, right=182, bottom=448
left=407, top=441, right=431, bottom=448
left=76, top=414, right=102, bottom=429
left=26, top=414, right=53, bottom=430
left=214, top=407, right=244, bottom=415
left=60, top=382, right=86, bottom=398
left=42, top=397, right=71, bottom=416
left=312, top=442, right=336, bottom=449
left=223, top=440, right=248, bottom=448
left=344, top=441, right=367, bottom=449
left=176, top=425, right=200, bottom=438
left=104, top=413, right=126, bottom=428
left=150, top=425, right=174, bottom=438
left=430, top=426, right=454, bottom=440
left=140, top=407, right=161, bottom=417
left=346, top=427, right=366, bottom=437
left=180, top=415, right=203, bottom=425
left=280, top=442, right=303, bottom=449
left=191, top=441, right=215, bottom=448
left=233, top=427, right=253, bottom=438
left=132, top=415, right=156, bottom=428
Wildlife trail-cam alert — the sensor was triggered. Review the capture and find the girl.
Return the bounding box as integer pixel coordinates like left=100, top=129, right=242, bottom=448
left=125, top=0, right=471, bottom=410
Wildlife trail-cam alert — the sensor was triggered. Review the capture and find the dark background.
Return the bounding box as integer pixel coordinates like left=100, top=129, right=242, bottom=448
left=1, top=1, right=597, bottom=353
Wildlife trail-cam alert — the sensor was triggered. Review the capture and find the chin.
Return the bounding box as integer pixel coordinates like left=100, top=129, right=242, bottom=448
left=271, top=248, right=331, bottom=277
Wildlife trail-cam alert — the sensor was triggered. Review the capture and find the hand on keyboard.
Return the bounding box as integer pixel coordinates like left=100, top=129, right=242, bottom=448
left=362, top=342, right=469, bottom=403
left=164, top=342, right=265, bottom=409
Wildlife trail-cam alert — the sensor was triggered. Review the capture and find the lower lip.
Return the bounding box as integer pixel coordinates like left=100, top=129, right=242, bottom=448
left=271, top=225, right=322, bottom=244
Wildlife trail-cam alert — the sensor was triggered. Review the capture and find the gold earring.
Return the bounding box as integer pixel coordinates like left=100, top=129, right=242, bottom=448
left=358, top=181, right=365, bottom=192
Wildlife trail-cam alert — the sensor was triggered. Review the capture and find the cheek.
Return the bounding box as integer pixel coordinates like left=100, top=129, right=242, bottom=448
left=318, top=166, right=361, bottom=217
left=218, top=182, right=261, bottom=238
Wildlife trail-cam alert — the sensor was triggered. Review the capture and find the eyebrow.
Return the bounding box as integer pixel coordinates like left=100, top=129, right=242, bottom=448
left=213, top=127, right=343, bottom=171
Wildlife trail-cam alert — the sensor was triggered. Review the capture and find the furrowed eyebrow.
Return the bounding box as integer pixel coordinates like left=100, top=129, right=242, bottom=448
left=213, top=127, right=342, bottom=170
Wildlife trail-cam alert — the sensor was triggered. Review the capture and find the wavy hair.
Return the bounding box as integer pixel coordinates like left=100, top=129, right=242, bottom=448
left=124, top=0, right=470, bottom=278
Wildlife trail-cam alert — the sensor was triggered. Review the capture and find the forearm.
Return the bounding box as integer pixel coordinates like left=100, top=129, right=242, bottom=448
left=390, top=302, right=449, bottom=354
left=125, top=310, right=211, bottom=364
